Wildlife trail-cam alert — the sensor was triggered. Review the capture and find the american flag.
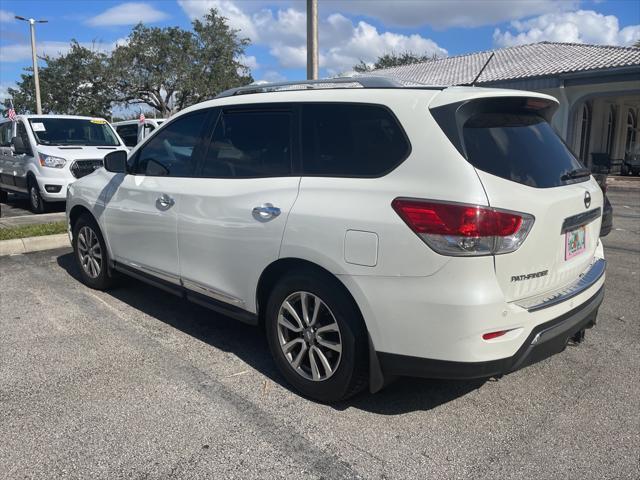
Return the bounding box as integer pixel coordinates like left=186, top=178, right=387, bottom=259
left=7, top=100, right=16, bottom=122
left=138, top=111, right=145, bottom=124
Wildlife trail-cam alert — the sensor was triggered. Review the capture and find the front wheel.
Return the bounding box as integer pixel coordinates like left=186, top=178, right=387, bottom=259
left=265, top=270, right=368, bottom=402
left=28, top=177, right=46, bottom=213
left=72, top=214, right=115, bottom=290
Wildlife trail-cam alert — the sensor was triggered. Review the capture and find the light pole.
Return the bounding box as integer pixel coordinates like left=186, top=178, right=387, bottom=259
left=15, top=15, right=48, bottom=115
left=306, top=0, right=318, bottom=80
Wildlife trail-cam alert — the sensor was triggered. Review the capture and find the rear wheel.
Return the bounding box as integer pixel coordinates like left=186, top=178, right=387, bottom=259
left=28, top=177, right=46, bottom=213
left=72, top=213, right=115, bottom=290
left=265, top=270, right=368, bottom=402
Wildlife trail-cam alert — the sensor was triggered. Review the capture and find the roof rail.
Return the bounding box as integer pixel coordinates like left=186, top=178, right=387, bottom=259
left=215, top=76, right=410, bottom=98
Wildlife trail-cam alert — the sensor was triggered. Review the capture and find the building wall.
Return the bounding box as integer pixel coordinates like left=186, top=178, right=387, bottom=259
left=538, top=81, right=640, bottom=170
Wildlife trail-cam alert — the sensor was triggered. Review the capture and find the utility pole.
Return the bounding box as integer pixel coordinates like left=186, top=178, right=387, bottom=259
left=15, top=16, right=48, bottom=115
left=306, top=0, right=318, bottom=80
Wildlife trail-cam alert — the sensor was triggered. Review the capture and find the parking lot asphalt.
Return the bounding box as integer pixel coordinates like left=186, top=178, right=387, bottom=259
left=0, top=192, right=65, bottom=219
left=1, top=191, right=639, bottom=479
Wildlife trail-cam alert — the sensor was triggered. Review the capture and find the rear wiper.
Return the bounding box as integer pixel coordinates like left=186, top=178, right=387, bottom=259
left=561, top=168, right=591, bottom=181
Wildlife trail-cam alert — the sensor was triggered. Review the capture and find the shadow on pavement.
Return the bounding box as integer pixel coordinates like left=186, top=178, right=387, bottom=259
left=1, top=192, right=65, bottom=217
left=56, top=251, right=483, bottom=414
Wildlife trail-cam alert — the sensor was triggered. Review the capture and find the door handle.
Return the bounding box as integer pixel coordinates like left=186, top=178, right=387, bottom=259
left=156, top=193, right=175, bottom=210
left=252, top=203, right=281, bottom=220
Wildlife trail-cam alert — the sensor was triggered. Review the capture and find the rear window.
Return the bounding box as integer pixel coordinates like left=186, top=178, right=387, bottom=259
left=463, top=112, right=584, bottom=188
left=301, top=103, right=410, bottom=177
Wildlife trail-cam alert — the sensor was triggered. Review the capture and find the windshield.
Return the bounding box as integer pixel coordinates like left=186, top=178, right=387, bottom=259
left=28, top=118, right=120, bottom=146
left=463, top=112, right=585, bottom=188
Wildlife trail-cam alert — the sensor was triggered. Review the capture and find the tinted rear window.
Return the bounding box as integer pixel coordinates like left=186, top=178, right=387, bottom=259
left=301, top=103, right=410, bottom=177
left=463, top=112, right=584, bottom=188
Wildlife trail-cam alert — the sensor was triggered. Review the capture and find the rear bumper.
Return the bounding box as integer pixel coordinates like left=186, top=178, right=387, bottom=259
left=377, top=286, right=604, bottom=380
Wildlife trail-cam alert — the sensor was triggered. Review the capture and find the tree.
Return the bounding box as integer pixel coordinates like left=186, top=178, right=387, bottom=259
left=354, top=51, right=440, bottom=73
left=111, top=9, right=253, bottom=117
left=5, top=41, right=114, bottom=117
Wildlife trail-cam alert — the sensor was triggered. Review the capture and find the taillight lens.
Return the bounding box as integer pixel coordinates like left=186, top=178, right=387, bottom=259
left=391, top=198, right=534, bottom=256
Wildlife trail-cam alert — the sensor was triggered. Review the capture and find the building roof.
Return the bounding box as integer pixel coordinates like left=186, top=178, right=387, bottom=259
left=370, top=42, right=640, bottom=86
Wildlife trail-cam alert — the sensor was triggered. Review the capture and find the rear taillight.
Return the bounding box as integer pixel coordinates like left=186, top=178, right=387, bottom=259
left=391, top=198, right=534, bottom=256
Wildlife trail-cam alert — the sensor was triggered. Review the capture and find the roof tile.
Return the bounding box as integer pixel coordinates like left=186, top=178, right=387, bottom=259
left=369, top=42, right=640, bottom=86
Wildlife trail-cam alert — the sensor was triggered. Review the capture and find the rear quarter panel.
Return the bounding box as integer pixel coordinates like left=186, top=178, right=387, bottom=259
left=280, top=90, right=490, bottom=278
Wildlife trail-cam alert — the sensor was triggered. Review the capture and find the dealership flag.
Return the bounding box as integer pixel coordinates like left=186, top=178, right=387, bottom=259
left=139, top=111, right=145, bottom=124
left=7, top=100, right=16, bottom=122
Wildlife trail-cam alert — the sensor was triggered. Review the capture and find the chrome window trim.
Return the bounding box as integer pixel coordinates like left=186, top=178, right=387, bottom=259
left=515, top=258, right=606, bottom=312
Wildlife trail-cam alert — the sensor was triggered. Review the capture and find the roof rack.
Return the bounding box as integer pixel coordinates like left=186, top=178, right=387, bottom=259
left=215, top=76, right=414, bottom=98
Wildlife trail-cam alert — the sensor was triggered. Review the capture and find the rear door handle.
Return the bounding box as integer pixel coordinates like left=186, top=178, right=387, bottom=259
left=252, top=203, right=281, bottom=220
left=156, top=193, right=175, bottom=210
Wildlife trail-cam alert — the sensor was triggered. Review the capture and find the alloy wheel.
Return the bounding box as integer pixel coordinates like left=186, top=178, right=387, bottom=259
left=276, top=291, right=342, bottom=381
left=77, top=226, right=102, bottom=279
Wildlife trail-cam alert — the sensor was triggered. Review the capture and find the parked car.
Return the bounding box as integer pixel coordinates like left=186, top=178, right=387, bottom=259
left=112, top=118, right=165, bottom=149
left=592, top=173, right=613, bottom=237
left=66, top=78, right=606, bottom=402
left=622, top=144, right=640, bottom=176
left=0, top=115, right=127, bottom=212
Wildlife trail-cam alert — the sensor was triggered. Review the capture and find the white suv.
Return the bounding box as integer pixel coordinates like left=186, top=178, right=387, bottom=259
left=66, top=78, right=606, bottom=402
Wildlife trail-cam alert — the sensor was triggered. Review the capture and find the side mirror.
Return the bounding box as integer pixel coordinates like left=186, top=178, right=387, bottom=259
left=11, top=136, right=29, bottom=155
left=104, top=150, right=127, bottom=173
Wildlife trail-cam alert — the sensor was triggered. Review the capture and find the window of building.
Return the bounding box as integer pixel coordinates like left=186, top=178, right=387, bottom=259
left=201, top=109, right=292, bottom=178
left=301, top=103, right=410, bottom=177
left=134, top=110, right=208, bottom=177
left=605, top=105, right=617, bottom=156
left=626, top=109, right=637, bottom=154
left=578, top=103, right=592, bottom=163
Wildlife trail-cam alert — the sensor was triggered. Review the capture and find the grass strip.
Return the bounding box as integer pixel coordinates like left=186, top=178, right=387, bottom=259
left=0, top=221, right=67, bottom=241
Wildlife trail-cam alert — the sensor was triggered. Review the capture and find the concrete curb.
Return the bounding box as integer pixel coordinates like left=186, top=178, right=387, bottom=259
left=0, top=233, right=70, bottom=256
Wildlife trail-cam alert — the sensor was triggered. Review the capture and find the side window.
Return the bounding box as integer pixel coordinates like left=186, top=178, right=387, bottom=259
left=16, top=122, right=32, bottom=155
left=301, top=103, right=410, bottom=177
left=116, top=124, right=139, bottom=147
left=201, top=110, right=292, bottom=178
left=134, top=110, right=208, bottom=177
left=0, top=123, right=11, bottom=146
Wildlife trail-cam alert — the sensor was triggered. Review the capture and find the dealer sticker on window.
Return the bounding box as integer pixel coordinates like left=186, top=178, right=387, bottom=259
left=31, top=122, right=46, bottom=132
left=565, top=226, right=586, bottom=260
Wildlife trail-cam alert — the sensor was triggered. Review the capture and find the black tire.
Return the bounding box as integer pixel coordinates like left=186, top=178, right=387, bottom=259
left=28, top=176, right=46, bottom=214
left=0, top=188, right=7, bottom=203
left=72, top=213, right=115, bottom=290
left=265, top=269, right=368, bottom=402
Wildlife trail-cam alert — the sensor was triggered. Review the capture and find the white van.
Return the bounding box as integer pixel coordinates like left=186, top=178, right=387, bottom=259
left=112, top=118, right=165, bottom=148
left=0, top=115, right=127, bottom=213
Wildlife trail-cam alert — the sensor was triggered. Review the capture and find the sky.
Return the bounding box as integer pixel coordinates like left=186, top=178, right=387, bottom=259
left=0, top=0, right=639, bottom=103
